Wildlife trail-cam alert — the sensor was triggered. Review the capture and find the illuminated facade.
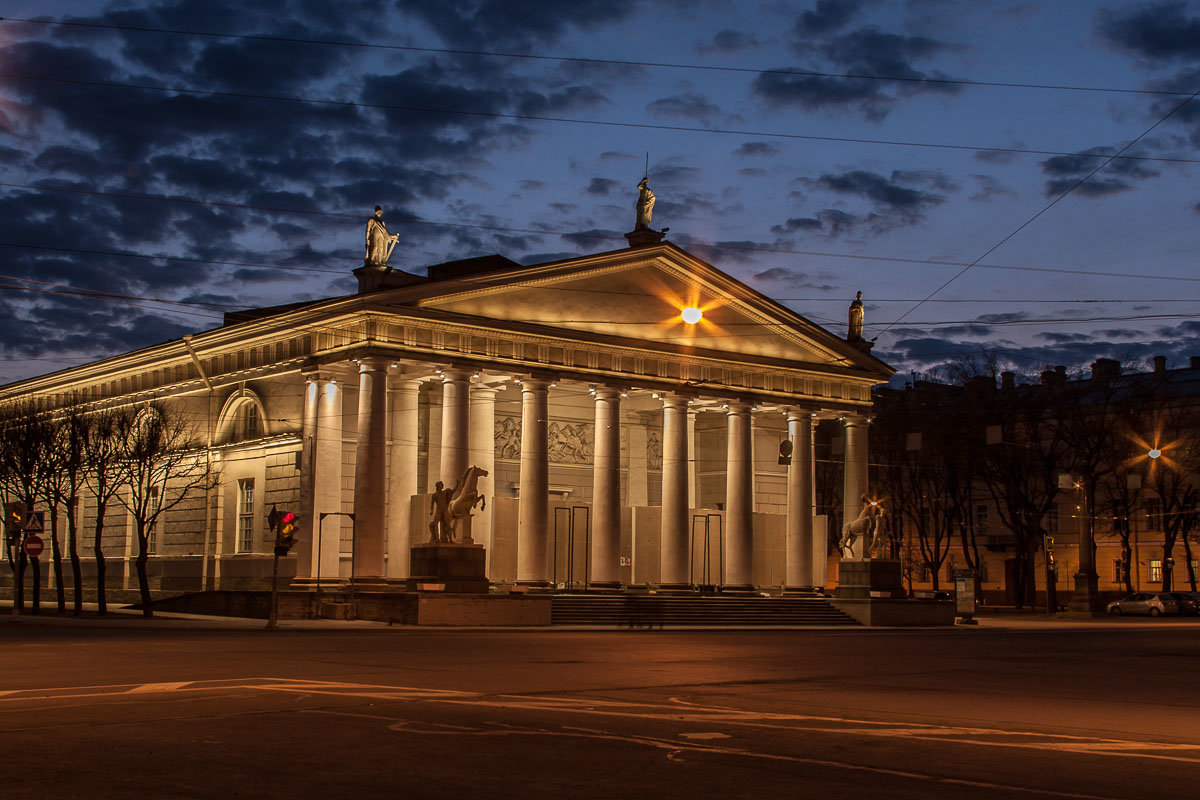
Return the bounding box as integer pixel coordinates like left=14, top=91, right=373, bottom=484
left=0, top=242, right=893, bottom=592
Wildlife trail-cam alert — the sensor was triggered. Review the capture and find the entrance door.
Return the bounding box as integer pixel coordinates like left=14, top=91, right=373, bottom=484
left=690, top=513, right=723, bottom=591
left=553, top=506, right=590, bottom=591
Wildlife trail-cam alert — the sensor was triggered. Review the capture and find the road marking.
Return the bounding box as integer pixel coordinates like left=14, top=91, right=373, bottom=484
left=680, top=732, right=730, bottom=740
left=125, top=681, right=192, bottom=694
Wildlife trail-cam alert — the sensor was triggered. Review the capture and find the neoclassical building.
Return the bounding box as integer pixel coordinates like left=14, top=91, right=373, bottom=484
left=1, top=235, right=892, bottom=594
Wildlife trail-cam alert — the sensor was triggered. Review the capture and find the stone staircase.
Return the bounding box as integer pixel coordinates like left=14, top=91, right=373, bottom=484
left=550, top=594, right=859, bottom=627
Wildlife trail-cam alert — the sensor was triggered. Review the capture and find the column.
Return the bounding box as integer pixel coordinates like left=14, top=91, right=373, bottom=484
left=468, top=382, right=500, bottom=566
left=440, top=368, right=471, bottom=487
left=516, top=379, right=550, bottom=586
left=785, top=409, right=816, bottom=590
left=385, top=377, right=420, bottom=579
left=659, top=395, right=690, bottom=588
left=626, top=414, right=649, bottom=507
left=352, top=357, right=388, bottom=579
left=295, top=374, right=319, bottom=580
left=590, top=388, right=622, bottom=588
left=687, top=408, right=698, bottom=510
left=842, top=415, right=868, bottom=559
left=724, top=402, right=754, bottom=589
left=313, top=374, right=342, bottom=583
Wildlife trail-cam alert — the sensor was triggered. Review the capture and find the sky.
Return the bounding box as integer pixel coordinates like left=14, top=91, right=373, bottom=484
left=1, top=0, right=1199, bottom=386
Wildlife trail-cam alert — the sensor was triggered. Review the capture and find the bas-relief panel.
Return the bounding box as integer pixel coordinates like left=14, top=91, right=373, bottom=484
left=647, top=430, right=662, bottom=471
left=494, top=415, right=595, bottom=464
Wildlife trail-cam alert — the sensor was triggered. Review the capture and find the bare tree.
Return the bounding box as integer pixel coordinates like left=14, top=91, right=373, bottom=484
left=83, top=407, right=132, bottom=615
left=0, top=400, right=53, bottom=613
left=113, top=403, right=210, bottom=617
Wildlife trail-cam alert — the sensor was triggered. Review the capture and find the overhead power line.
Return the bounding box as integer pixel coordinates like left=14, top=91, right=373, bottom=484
left=3, top=15, right=1192, bottom=98
left=0, top=72, right=1196, bottom=165
left=882, top=87, right=1200, bottom=334
left=6, top=182, right=1200, bottom=286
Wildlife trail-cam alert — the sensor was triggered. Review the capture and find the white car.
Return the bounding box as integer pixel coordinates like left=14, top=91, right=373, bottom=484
left=1105, top=593, right=1179, bottom=617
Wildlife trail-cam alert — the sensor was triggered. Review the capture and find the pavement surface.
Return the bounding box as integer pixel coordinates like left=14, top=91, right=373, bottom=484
left=3, top=605, right=1199, bottom=799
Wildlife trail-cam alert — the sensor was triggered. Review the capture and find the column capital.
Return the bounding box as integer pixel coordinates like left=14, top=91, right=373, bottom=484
left=592, top=386, right=623, bottom=401
left=355, top=355, right=390, bottom=373
left=440, top=367, right=474, bottom=383
left=518, top=378, right=552, bottom=392
left=724, top=400, right=753, bottom=415
left=661, top=393, right=690, bottom=411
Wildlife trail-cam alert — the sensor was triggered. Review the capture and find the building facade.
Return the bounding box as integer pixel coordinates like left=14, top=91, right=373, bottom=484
left=1, top=241, right=893, bottom=593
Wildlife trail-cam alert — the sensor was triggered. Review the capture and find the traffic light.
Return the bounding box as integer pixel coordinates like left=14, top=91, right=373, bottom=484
left=4, top=501, right=26, bottom=549
left=279, top=511, right=297, bottom=548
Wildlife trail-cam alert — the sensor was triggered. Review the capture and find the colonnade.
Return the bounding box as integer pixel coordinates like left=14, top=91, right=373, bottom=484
left=296, top=361, right=870, bottom=591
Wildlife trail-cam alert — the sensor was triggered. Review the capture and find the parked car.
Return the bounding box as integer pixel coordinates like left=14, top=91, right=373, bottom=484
left=1106, top=593, right=1179, bottom=616
left=1168, top=592, right=1200, bottom=616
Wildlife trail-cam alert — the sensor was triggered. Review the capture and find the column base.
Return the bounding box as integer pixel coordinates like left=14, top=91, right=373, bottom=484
left=516, top=580, right=553, bottom=590
left=782, top=585, right=822, bottom=596
left=656, top=583, right=696, bottom=594
left=586, top=582, right=623, bottom=592
left=718, top=584, right=758, bottom=596
left=289, top=577, right=347, bottom=591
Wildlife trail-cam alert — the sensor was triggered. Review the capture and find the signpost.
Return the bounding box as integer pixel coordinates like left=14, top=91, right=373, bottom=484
left=954, top=568, right=978, bottom=625
left=23, top=535, right=43, bottom=559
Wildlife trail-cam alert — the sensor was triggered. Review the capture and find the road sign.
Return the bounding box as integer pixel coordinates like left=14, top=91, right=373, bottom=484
left=24, top=511, right=44, bottom=532
left=24, top=534, right=44, bottom=558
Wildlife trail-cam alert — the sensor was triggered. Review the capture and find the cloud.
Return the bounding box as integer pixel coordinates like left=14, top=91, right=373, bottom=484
left=796, top=0, right=865, bottom=35
left=644, top=93, right=723, bottom=124
left=1039, top=146, right=1161, bottom=197
left=586, top=178, right=619, bottom=196
left=698, top=29, right=761, bottom=54
left=394, top=0, right=639, bottom=50
left=1098, top=2, right=1200, bottom=60
left=816, top=169, right=947, bottom=214
left=733, top=141, right=780, bottom=157
left=750, top=267, right=837, bottom=291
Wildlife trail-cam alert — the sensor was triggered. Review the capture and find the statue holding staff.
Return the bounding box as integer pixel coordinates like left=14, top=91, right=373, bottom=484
left=365, top=205, right=400, bottom=266
left=634, top=177, right=655, bottom=230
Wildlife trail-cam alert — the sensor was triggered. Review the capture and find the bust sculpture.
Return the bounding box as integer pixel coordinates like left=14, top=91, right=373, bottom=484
left=364, top=206, right=399, bottom=266
left=848, top=291, right=864, bottom=341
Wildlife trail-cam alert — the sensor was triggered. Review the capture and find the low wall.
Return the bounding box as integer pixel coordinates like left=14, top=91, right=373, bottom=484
left=830, top=597, right=956, bottom=626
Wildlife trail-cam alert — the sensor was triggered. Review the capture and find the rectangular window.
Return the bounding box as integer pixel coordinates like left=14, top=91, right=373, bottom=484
left=1047, top=504, right=1059, bottom=535
left=238, top=479, right=255, bottom=552
left=974, top=504, right=989, bottom=538
left=146, top=487, right=159, bottom=555
left=1112, top=559, right=1123, bottom=583
left=1149, top=559, right=1162, bottom=583
left=1144, top=499, right=1162, bottom=531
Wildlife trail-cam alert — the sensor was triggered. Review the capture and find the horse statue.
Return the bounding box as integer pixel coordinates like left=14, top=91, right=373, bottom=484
left=444, top=465, right=488, bottom=543
left=839, top=495, right=883, bottom=559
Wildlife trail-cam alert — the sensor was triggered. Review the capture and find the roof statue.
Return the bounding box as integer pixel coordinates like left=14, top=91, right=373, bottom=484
left=635, top=177, right=656, bottom=230
left=625, top=175, right=668, bottom=248
left=848, top=291, right=864, bottom=341
left=365, top=205, right=400, bottom=267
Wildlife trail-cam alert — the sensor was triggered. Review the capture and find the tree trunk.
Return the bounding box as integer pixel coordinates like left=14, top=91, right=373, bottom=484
left=1181, top=534, right=1197, bottom=592
left=31, top=556, right=41, bottom=614
left=15, top=551, right=26, bottom=611
left=135, top=523, right=153, bottom=618
left=49, top=504, right=65, bottom=613
left=1121, top=537, right=1134, bottom=594
left=94, top=505, right=107, bottom=616
left=67, top=496, right=82, bottom=615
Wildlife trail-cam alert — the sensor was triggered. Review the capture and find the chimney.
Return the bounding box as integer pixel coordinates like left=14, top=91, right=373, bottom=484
left=1191, top=356, right=1200, bottom=370
left=1153, top=355, right=1167, bottom=375
left=1001, top=371, right=1015, bottom=391
left=1041, top=370, right=1056, bottom=387
left=1090, top=358, right=1120, bottom=383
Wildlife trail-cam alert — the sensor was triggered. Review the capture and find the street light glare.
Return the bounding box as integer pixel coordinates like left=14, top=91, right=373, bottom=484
left=681, top=306, right=702, bottom=324
left=1148, top=448, right=1162, bottom=459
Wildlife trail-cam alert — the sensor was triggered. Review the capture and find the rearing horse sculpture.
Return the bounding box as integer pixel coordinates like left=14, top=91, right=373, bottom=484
left=444, top=465, right=488, bottom=542
left=839, top=495, right=883, bottom=559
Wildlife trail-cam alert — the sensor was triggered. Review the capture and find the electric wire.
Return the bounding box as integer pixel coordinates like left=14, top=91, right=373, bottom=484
left=0, top=72, right=1196, bottom=165
left=4, top=15, right=1193, bottom=98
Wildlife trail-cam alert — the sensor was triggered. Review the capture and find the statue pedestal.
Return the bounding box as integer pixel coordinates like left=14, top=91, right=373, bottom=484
left=834, top=558, right=905, bottom=599
left=407, top=543, right=488, bottom=594
left=624, top=228, right=666, bottom=248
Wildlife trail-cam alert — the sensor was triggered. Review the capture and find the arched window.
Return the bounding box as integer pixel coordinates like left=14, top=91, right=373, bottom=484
left=216, top=389, right=270, bottom=445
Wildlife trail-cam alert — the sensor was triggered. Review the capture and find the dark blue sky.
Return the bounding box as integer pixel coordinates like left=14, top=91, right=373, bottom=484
left=2, top=0, right=1199, bottom=384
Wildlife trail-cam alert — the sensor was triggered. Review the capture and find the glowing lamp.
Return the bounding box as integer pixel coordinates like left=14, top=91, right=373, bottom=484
left=681, top=306, right=703, bottom=324
left=1149, top=448, right=1162, bottom=459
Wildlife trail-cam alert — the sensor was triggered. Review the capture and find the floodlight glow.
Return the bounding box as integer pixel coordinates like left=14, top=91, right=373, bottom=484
left=1149, top=448, right=1162, bottom=459
left=681, top=306, right=703, bottom=324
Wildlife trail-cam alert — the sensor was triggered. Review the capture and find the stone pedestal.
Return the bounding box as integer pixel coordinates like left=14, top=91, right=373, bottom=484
left=1069, top=571, right=1099, bottom=613
left=834, top=559, right=905, bottom=599
left=407, top=543, right=489, bottom=594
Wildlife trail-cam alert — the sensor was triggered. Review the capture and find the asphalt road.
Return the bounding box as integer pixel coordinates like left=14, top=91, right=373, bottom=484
left=3, top=616, right=1198, bottom=799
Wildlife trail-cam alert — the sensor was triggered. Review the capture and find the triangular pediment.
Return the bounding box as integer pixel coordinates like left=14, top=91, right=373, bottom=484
left=375, top=244, right=889, bottom=375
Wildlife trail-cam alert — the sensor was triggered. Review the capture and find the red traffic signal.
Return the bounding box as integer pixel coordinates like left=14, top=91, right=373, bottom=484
left=278, top=511, right=298, bottom=548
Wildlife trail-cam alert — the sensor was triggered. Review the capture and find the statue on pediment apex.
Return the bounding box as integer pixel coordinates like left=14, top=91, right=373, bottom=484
left=365, top=205, right=399, bottom=266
